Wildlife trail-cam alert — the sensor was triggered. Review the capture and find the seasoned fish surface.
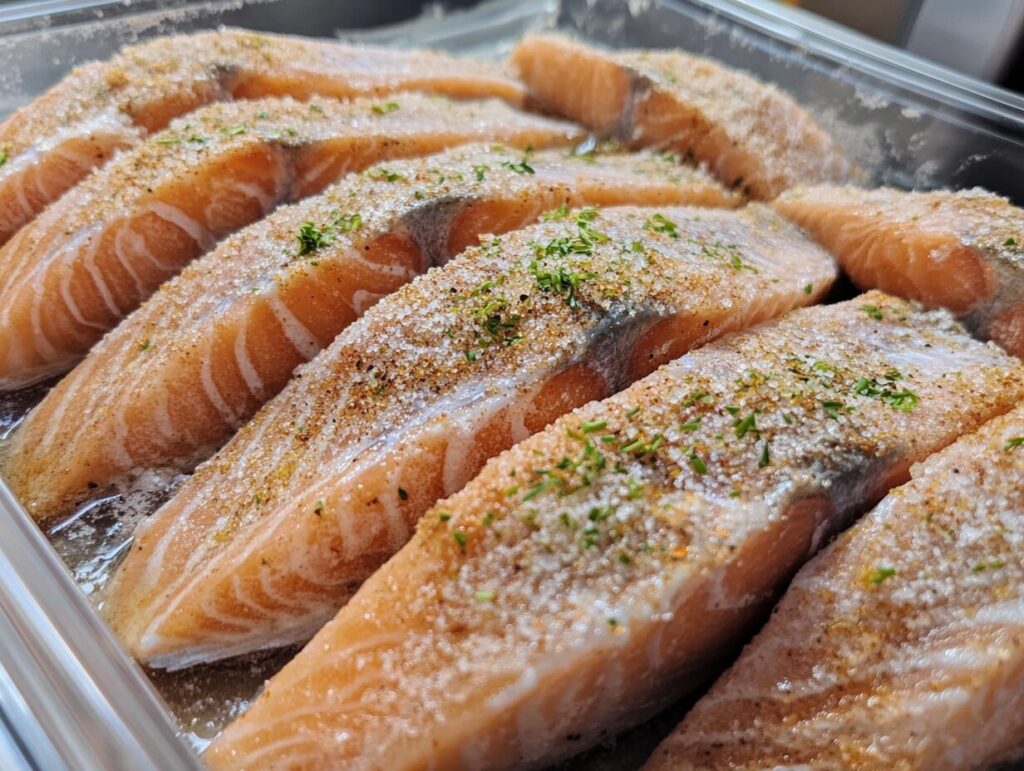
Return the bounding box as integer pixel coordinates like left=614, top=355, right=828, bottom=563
left=649, top=405, right=1024, bottom=771
left=0, top=94, right=580, bottom=390
left=104, top=203, right=835, bottom=667
left=205, top=293, right=1024, bottom=771
left=4, top=146, right=735, bottom=521
left=511, top=34, right=850, bottom=198
left=775, top=184, right=1024, bottom=357
left=0, top=28, right=525, bottom=244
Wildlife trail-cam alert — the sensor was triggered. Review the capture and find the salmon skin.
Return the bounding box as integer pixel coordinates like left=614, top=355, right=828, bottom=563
left=775, top=184, right=1024, bottom=358
left=651, top=405, right=1024, bottom=771
left=0, top=94, right=581, bottom=391
left=203, top=293, right=1024, bottom=771
left=0, top=28, right=525, bottom=246
left=103, top=203, right=835, bottom=668
left=510, top=34, right=850, bottom=199
left=3, top=146, right=736, bottom=522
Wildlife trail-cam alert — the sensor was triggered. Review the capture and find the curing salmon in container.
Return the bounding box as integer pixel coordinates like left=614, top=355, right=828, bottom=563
left=1, top=1, right=1024, bottom=769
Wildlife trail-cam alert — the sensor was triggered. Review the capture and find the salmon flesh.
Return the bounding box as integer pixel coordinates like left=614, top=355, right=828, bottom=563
left=510, top=34, right=850, bottom=199
left=204, top=293, right=1024, bottom=770
left=103, top=203, right=835, bottom=668
left=0, top=28, right=525, bottom=245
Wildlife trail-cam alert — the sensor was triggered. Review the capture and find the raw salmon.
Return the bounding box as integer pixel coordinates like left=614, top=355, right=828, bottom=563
left=0, top=94, right=581, bottom=390
left=650, top=405, right=1024, bottom=771
left=203, top=293, right=1024, bottom=770
left=3, top=146, right=736, bottom=522
left=103, top=203, right=835, bottom=668
left=510, top=34, right=850, bottom=199
left=0, top=28, right=525, bottom=245
left=775, top=184, right=1024, bottom=358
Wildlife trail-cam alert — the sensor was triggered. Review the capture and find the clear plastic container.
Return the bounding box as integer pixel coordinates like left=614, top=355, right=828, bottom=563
left=2, top=1, right=1023, bottom=769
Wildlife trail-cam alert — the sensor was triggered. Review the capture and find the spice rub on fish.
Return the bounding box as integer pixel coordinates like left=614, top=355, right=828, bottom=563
left=4, top=146, right=736, bottom=522
left=103, top=203, right=835, bottom=668
left=511, top=34, right=850, bottom=199
left=775, top=184, right=1024, bottom=358
left=0, top=28, right=526, bottom=245
left=0, top=94, right=581, bottom=391
left=204, top=293, right=1024, bottom=771
left=650, top=405, right=1024, bottom=771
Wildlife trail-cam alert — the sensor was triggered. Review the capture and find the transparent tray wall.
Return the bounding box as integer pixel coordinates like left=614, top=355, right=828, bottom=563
left=2, top=1, right=1024, bottom=770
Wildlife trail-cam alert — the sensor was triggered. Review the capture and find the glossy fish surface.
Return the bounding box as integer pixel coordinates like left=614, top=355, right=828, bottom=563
left=775, top=184, right=1024, bottom=357
left=204, top=293, right=1024, bottom=770
left=104, top=203, right=835, bottom=668
left=3, top=146, right=735, bottom=521
left=649, top=404, right=1024, bottom=771
left=511, top=34, right=850, bottom=199
left=0, top=28, right=525, bottom=244
left=0, top=93, right=580, bottom=390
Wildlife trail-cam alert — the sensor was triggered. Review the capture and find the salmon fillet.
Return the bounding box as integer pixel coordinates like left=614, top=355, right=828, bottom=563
left=0, top=28, right=525, bottom=245
left=649, top=405, right=1024, bottom=771
left=510, top=34, right=850, bottom=199
left=774, top=184, right=1024, bottom=358
left=0, top=94, right=580, bottom=391
left=3, top=146, right=736, bottom=522
left=103, top=203, right=835, bottom=668
left=203, top=293, right=1024, bottom=770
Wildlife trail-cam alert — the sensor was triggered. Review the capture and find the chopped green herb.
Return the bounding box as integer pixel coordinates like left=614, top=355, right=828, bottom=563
left=803, top=282, right=813, bottom=295
left=472, top=164, right=489, bottom=182
left=439, top=512, right=451, bottom=522
left=1003, top=436, right=1024, bottom=451
left=453, top=530, right=468, bottom=549
left=700, top=240, right=758, bottom=273
left=295, top=211, right=363, bottom=256
left=682, top=391, right=709, bottom=408
left=1004, top=237, right=1017, bottom=247
left=474, top=590, right=495, bottom=602
left=734, top=412, right=759, bottom=439
left=314, top=500, right=325, bottom=516
left=581, top=419, right=607, bottom=433
left=501, top=158, right=535, bottom=174
left=758, top=439, right=771, bottom=468
left=680, top=419, right=701, bottom=431
left=0, top=148, right=8, bottom=167
left=541, top=203, right=570, bottom=221
left=627, top=477, right=644, bottom=499
left=867, top=566, right=896, bottom=585
left=369, top=167, right=403, bottom=182
left=371, top=101, right=400, bottom=115
left=644, top=212, right=679, bottom=238
left=882, top=389, right=919, bottom=412
left=221, top=124, right=248, bottom=136
left=138, top=339, right=153, bottom=352
left=688, top=449, right=707, bottom=474
left=529, top=261, right=596, bottom=309
left=607, top=618, right=620, bottom=629
left=860, top=304, right=884, bottom=320
left=297, top=222, right=332, bottom=255
left=821, top=400, right=845, bottom=419
left=972, top=559, right=1006, bottom=573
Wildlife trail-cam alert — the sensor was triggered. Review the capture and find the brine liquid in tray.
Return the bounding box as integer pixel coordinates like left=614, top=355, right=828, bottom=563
left=0, top=385, right=291, bottom=752
left=0, top=384, right=708, bottom=764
